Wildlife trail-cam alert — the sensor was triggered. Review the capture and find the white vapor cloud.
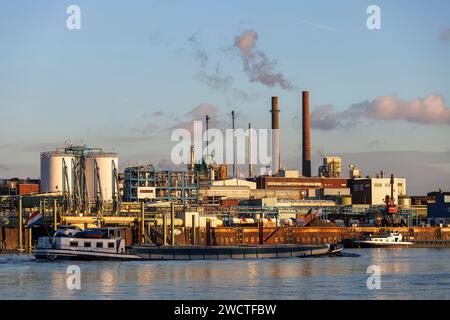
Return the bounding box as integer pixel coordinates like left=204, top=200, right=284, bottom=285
left=233, top=29, right=295, bottom=90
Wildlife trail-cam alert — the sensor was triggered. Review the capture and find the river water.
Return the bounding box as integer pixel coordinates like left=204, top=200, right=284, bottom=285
left=1, top=248, right=449, bottom=300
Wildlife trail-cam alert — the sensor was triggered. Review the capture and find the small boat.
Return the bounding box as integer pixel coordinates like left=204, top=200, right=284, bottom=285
left=328, top=243, right=344, bottom=255
left=354, top=231, right=413, bottom=248
left=34, top=227, right=141, bottom=261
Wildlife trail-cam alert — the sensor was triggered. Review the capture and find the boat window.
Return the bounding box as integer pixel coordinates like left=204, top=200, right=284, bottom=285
left=70, top=241, right=78, bottom=247
left=108, top=242, right=115, bottom=248
left=96, top=242, right=103, bottom=248
left=84, top=242, right=91, bottom=248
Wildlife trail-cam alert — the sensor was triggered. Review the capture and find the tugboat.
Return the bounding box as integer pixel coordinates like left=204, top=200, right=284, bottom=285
left=354, top=231, right=414, bottom=248
left=34, top=227, right=141, bottom=261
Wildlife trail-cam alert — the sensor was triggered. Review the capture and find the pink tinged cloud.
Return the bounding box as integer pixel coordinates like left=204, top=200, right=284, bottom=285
left=366, top=94, right=450, bottom=125
left=311, top=94, right=450, bottom=130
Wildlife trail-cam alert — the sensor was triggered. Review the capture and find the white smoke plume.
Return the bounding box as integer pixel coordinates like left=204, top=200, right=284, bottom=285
left=233, top=29, right=295, bottom=90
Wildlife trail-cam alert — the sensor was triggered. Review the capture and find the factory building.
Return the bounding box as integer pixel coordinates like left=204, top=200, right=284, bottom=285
left=256, top=174, right=349, bottom=199
left=318, top=157, right=342, bottom=178
left=199, top=186, right=252, bottom=201
left=427, top=191, right=450, bottom=225
left=123, top=165, right=199, bottom=203
left=210, top=178, right=256, bottom=189
left=0, top=178, right=40, bottom=196
left=351, top=177, right=406, bottom=205
left=17, top=183, right=40, bottom=195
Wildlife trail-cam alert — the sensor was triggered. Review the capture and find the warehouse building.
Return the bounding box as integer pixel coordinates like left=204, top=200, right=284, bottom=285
left=427, top=191, right=450, bottom=226
left=255, top=174, right=349, bottom=199
left=351, top=177, right=406, bottom=205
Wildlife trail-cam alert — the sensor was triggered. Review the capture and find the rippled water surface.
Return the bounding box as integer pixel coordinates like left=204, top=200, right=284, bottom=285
left=1, top=249, right=450, bottom=299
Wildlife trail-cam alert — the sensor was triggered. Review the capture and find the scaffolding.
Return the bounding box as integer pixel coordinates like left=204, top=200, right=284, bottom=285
left=124, top=166, right=199, bottom=204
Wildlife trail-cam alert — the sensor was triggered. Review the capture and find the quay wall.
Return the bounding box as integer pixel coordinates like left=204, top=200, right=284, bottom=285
left=2, top=225, right=450, bottom=251
left=153, top=226, right=450, bottom=247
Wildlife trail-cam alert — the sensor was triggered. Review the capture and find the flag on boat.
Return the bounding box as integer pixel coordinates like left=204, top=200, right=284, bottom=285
left=26, top=210, right=43, bottom=227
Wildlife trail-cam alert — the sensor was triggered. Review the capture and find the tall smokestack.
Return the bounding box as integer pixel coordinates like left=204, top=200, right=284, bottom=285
left=248, top=122, right=253, bottom=177
left=302, top=91, right=311, bottom=177
left=271, top=96, right=280, bottom=176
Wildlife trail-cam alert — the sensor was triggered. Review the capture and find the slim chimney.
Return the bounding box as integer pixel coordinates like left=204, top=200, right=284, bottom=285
left=302, top=91, right=311, bottom=177
left=271, top=97, right=280, bottom=176
left=205, top=114, right=210, bottom=158
left=189, top=145, right=195, bottom=171
left=232, top=111, right=236, bottom=178
left=248, top=122, right=253, bottom=177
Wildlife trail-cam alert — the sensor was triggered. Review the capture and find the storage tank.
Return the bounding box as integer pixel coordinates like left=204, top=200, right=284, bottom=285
left=398, top=195, right=411, bottom=208
left=40, top=152, right=75, bottom=194
left=84, top=153, right=118, bottom=202
left=340, top=195, right=352, bottom=206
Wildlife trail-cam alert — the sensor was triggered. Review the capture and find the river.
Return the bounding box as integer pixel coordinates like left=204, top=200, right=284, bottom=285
left=1, top=248, right=449, bottom=299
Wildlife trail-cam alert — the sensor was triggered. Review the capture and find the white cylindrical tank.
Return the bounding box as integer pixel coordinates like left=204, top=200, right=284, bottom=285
left=40, top=152, right=75, bottom=194
left=84, top=153, right=118, bottom=202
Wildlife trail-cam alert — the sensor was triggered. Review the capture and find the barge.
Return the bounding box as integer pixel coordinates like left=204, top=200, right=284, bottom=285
left=129, top=243, right=334, bottom=260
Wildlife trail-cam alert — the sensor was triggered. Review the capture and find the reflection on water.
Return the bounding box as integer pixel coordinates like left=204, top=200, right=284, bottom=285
left=1, top=249, right=450, bottom=300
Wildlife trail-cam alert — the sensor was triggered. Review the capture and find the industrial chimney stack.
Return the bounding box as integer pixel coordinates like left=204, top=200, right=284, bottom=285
left=302, top=91, right=312, bottom=177
left=271, top=97, right=280, bottom=176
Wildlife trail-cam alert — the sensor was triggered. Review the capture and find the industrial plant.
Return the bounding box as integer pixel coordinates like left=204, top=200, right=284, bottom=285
left=0, top=91, right=449, bottom=252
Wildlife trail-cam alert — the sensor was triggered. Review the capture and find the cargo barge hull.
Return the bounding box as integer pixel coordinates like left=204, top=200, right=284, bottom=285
left=130, top=244, right=331, bottom=260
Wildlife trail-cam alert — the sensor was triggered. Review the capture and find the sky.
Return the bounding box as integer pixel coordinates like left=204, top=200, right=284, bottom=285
left=0, top=0, right=449, bottom=195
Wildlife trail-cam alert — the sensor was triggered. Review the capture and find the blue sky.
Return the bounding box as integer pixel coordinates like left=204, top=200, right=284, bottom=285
left=0, top=0, right=449, bottom=194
